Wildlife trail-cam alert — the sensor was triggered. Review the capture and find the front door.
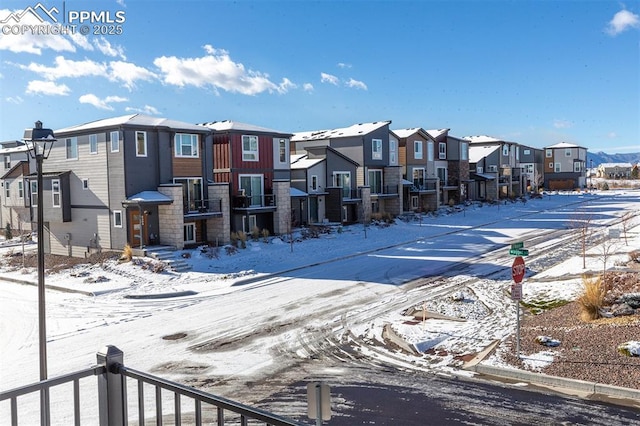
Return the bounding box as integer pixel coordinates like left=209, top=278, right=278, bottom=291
left=128, top=209, right=148, bottom=247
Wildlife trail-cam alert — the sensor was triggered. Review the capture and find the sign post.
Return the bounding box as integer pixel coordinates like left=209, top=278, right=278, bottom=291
left=307, top=382, right=331, bottom=425
left=511, top=255, right=525, bottom=357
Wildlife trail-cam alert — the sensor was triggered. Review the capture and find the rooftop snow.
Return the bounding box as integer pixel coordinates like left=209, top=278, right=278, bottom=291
left=55, top=114, right=209, bottom=134
left=292, top=121, right=391, bottom=142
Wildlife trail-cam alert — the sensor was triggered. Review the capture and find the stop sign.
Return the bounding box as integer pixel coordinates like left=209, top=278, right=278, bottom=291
left=512, top=256, right=525, bottom=283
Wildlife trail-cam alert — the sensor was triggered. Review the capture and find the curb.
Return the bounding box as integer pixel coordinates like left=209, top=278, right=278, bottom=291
left=0, top=275, right=96, bottom=296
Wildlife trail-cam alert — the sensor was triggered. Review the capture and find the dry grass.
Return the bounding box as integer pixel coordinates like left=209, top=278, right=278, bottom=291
left=577, top=274, right=605, bottom=321
left=121, top=244, right=133, bottom=262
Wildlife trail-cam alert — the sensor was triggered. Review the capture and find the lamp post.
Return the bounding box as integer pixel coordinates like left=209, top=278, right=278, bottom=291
left=590, top=158, right=594, bottom=190
left=23, top=120, right=56, bottom=424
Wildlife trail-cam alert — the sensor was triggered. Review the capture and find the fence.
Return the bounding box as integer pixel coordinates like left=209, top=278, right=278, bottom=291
left=0, top=345, right=300, bottom=426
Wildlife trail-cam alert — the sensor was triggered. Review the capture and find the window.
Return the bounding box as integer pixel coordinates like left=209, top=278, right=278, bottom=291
left=487, top=165, right=497, bottom=172
left=175, top=133, right=198, bottom=158
left=17, top=181, right=23, bottom=198
left=461, top=142, right=468, bottom=160
left=555, top=163, right=561, bottom=172
left=477, top=166, right=484, bottom=174
left=524, top=164, right=534, bottom=173
left=389, top=140, right=397, bottom=164
left=174, top=177, right=203, bottom=212
left=65, top=137, right=78, bottom=160
left=242, top=215, right=257, bottom=233
left=413, top=168, right=425, bottom=188
left=427, top=141, right=434, bottom=161
left=414, top=141, right=423, bottom=159
left=30, top=181, right=37, bottom=207
left=502, top=145, right=509, bottom=156
left=136, top=131, right=147, bottom=157
left=311, top=175, right=318, bottom=191
left=369, top=169, right=383, bottom=194
left=515, top=146, right=519, bottom=161
left=82, top=178, right=89, bottom=190
left=411, top=196, right=419, bottom=209
left=565, top=148, right=572, bottom=157
left=52, top=179, right=60, bottom=207
left=371, top=139, right=382, bottom=160
left=524, top=149, right=531, bottom=155
left=333, top=172, right=351, bottom=198
left=113, top=210, right=122, bottom=227
left=545, top=149, right=552, bottom=158
left=574, top=162, right=581, bottom=172
left=242, top=135, right=259, bottom=161
left=89, top=134, right=98, bottom=154
left=110, top=131, right=119, bottom=152
left=4, top=181, right=9, bottom=198
left=4, top=155, right=10, bottom=169
left=548, top=162, right=554, bottom=169
left=279, top=139, right=287, bottom=163
left=239, top=175, right=263, bottom=206
left=184, top=223, right=196, bottom=244
left=439, top=142, right=446, bottom=159
left=437, top=167, right=447, bottom=183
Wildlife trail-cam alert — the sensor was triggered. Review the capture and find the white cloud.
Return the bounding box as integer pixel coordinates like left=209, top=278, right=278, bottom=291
left=607, top=131, right=617, bottom=139
left=6, top=95, right=24, bottom=104
left=79, top=93, right=127, bottom=110
left=108, top=61, right=157, bottom=90
left=303, top=83, right=314, bottom=92
left=68, top=33, right=94, bottom=51
left=19, top=56, right=108, bottom=80
left=94, top=37, right=126, bottom=60
left=337, top=63, right=352, bottom=69
left=346, top=78, right=367, bottom=90
left=116, top=0, right=127, bottom=7
left=320, top=72, right=339, bottom=85
left=276, top=78, right=296, bottom=94
left=0, top=10, right=76, bottom=54
left=154, top=46, right=286, bottom=95
left=605, top=9, right=640, bottom=35
left=125, top=105, right=160, bottom=115
left=26, top=80, right=70, bottom=95
left=553, top=119, right=573, bottom=129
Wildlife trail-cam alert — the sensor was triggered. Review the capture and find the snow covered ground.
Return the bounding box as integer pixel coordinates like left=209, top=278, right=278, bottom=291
left=1, top=188, right=639, bottom=423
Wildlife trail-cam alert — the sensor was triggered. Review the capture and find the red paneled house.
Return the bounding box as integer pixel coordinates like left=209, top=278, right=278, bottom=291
left=201, top=120, right=292, bottom=235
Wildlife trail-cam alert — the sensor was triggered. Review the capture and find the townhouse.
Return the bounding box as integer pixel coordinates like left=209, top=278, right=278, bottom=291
left=518, top=145, right=544, bottom=192
left=543, top=142, right=587, bottom=190
left=0, top=140, right=35, bottom=235
left=291, top=121, right=402, bottom=224
left=467, top=136, right=523, bottom=200
left=200, top=120, right=292, bottom=235
left=41, top=114, right=228, bottom=257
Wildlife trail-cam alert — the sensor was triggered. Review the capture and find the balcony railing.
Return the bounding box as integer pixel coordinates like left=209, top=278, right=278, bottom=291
left=233, top=193, right=276, bottom=209
left=411, top=181, right=438, bottom=192
left=184, top=199, right=223, bottom=214
left=0, top=345, right=299, bottom=426
left=369, top=185, right=398, bottom=196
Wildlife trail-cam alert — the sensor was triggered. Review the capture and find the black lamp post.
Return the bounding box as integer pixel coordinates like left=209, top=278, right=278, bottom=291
left=23, top=120, right=56, bottom=424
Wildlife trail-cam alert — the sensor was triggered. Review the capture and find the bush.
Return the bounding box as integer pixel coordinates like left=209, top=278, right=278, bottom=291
left=237, top=231, right=247, bottom=248
left=120, top=244, right=133, bottom=262
left=261, top=228, right=270, bottom=242
left=4, top=223, right=12, bottom=240
left=629, top=250, right=640, bottom=263
left=230, top=231, right=239, bottom=247
left=251, top=226, right=260, bottom=241
left=577, top=275, right=606, bottom=321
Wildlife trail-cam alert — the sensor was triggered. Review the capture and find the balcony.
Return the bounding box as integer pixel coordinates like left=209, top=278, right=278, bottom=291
left=232, top=193, right=277, bottom=211
left=183, top=199, right=223, bottom=219
left=410, top=181, right=438, bottom=192
left=370, top=185, right=399, bottom=198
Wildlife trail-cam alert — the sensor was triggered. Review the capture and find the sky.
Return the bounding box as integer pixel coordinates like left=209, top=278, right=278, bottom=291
left=1, top=188, right=639, bottom=423
left=0, top=0, right=639, bottom=154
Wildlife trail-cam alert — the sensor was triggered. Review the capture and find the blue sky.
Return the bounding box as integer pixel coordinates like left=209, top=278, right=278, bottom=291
left=0, top=0, right=638, bottom=153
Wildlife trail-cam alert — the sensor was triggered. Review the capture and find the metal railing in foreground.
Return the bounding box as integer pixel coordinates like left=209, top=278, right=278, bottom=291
left=0, top=345, right=300, bottom=426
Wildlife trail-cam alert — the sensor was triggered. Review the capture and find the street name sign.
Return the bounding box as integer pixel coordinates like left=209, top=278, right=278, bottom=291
left=509, top=248, right=529, bottom=256
left=510, top=242, right=524, bottom=250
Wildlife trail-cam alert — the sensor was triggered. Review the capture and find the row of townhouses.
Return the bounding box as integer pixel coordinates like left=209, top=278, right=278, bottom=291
left=0, top=115, right=588, bottom=258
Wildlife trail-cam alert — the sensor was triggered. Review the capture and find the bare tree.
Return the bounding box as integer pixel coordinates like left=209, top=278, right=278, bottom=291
left=596, top=234, right=619, bottom=284
left=533, top=170, right=544, bottom=192
left=569, top=213, right=593, bottom=269
left=620, top=211, right=635, bottom=246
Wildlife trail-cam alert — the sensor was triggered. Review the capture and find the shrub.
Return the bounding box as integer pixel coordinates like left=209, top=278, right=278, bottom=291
left=577, top=275, right=606, bottom=321
left=629, top=250, right=640, bottom=263
left=120, top=244, right=133, bottom=262
left=230, top=231, right=239, bottom=247
left=261, top=228, right=270, bottom=242
left=4, top=223, right=12, bottom=240
left=237, top=231, right=247, bottom=248
left=601, top=181, right=610, bottom=190
left=251, top=226, right=260, bottom=241
left=225, top=246, right=237, bottom=256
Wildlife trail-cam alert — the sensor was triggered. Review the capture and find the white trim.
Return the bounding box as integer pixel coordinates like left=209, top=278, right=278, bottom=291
left=136, top=131, right=148, bottom=157
left=113, top=210, right=122, bottom=227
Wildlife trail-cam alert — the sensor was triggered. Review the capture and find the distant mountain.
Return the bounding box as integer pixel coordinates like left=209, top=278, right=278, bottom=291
left=586, top=151, right=640, bottom=167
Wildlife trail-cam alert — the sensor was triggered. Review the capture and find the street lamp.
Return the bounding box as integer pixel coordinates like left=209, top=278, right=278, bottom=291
left=23, top=120, right=56, bottom=423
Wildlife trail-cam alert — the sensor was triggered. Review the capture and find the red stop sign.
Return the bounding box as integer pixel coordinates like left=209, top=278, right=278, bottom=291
left=512, top=256, right=525, bottom=283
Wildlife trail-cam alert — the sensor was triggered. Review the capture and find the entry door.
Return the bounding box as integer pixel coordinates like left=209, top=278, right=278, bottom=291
left=128, top=209, right=148, bottom=247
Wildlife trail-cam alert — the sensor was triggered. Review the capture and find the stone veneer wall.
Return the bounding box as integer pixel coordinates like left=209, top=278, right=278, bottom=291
left=383, top=166, right=402, bottom=216
left=360, top=186, right=371, bottom=223
left=272, top=180, right=291, bottom=235
left=207, top=182, right=230, bottom=245
left=158, top=184, right=184, bottom=250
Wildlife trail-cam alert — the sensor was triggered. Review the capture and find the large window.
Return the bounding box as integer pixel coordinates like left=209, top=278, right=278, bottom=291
left=89, top=134, right=98, bottom=154
left=66, top=137, right=78, bottom=160
left=389, top=140, right=397, bottom=164
left=174, top=177, right=203, bottom=212
left=439, top=142, right=446, bottom=159
left=414, top=141, right=423, bottom=159
left=427, top=141, right=434, bottom=161
left=52, top=179, right=60, bottom=207
left=333, top=171, right=351, bottom=198
left=110, top=131, right=119, bottom=152
left=136, top=131, right=147, bottom=157
left=184, top=223, right=196, bottom=244
left=372, top=139, right=382, bottom=160
left=369, top=169, right=383, bottom=194
left=437, top=167, right=447, bottom=184
left=175, top=133, right=198, bottom=158
left=461, top=142, right=468, bottom=161
left=30, top=181, right=37, bottom=207
left=239, top=174, right=263, bottom=206
left=242, top=135, right=259, bottom=161
left=413, top=168, right=425, bottom=188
